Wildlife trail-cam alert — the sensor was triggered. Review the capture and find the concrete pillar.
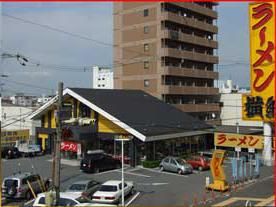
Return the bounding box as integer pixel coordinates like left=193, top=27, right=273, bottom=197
left=262, top=122, right=272, bottom=166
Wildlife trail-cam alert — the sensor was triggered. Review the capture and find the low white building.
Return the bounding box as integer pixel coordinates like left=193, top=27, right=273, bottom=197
left=37, top=95, right=54, bottom=106
left=10, top=93, right=35, bottom=107
left=219, top=80, right=263, bottom=127
left=92, top=66, right=113, bottom=89
left=1, top=101, right=41, bottom=139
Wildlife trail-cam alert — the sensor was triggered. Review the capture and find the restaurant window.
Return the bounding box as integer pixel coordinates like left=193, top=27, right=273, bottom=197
left=79, top=103, right=91, bottom=118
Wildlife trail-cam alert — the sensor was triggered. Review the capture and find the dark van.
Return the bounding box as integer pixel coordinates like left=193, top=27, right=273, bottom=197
left=80, top=150, right=121, bottom=173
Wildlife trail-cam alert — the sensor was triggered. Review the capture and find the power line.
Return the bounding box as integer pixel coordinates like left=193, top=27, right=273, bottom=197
left=2, top=13, right=113, bottom=47
left=1, top=78, right=55, bottom=92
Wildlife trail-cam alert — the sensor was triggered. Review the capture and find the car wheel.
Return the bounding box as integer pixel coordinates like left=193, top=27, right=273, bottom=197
left=26, top=191, right=32, bottom=200
left=118, top=196, right=122, bottom=205
left=160, top=166, right=164, bottom=171
left=94, top=168, right=100, bottom=173
left=130, top=187, right=135, bottom=195
left=198, top=166, right=203, bottom=171
left=5, top=154, right=9, bottom=159
left=116, top=163, right=121, bottom=169
left=177, top=169, right=183, bottom=175
left=45, top=181, right=50, bottom=191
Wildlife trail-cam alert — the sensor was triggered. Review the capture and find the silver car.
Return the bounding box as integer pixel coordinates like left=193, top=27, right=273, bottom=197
left=2, top=172, right=50, bottom=200
left=160, top=156, right=193, bottom=174
left=66, top=180, right=101, bottom=199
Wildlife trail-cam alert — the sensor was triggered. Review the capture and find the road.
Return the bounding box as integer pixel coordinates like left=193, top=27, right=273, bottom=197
left=1, top=155, right=273, bottom=206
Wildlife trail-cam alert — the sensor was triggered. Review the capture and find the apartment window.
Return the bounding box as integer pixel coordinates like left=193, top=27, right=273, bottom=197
left=144, top=61, right=149, bottom=69
left=144, top=26, right=149, bottom=34
left=144, top=80, right=150, bottom=87
left=144, top=9, right=149, bottom=17
left=144, top=44, right=149, bottom=52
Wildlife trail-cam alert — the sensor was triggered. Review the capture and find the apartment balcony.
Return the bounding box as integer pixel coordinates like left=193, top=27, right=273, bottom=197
left=170, top=2, right=218, bottom=19
left=172, top=103, right=220, bottom=113
left=160, top=30, right=218, bottom=49
left=162, top=85, right=219, bottom=95
left=161, top=48, right=219, bottom=64
left=161, top=12, right=218, bottom=34
left=163, top=66, right=218, bottom=79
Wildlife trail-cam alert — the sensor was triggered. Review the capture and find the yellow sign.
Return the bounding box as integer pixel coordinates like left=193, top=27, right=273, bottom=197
left=210, top=150, right=226, bottom=181
left=214, top=133, right=263, bottom=149
left=1, top=129, right=30, bottom=144
left=208, top=150, right=229, bottom=191
left=243, top=3, right=275, bottom=121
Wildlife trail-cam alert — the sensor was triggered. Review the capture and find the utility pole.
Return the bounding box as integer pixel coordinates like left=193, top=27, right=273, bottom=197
left=0, top=103, right=2, bottom=205
left=54, top=82, right=63, bottom=204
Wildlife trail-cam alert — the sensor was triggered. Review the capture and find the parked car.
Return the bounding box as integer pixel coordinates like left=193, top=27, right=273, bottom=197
left=1, top=146, right=21, bottom=159
left=33, top=192, right=95, bottom=207
left=16, top=142, right=41, bottom=157
left=198, top=150, right=214, bottom=161
left=65, top=180, right=101, bottom=199
left=159, top=156, right=193, bottom=175
left=80, top=150, right=121, bottom=173
left=186, top=156, right=210, bottom=171
left=2, top=172, right=51, bottom=200
left=92, top=180, right=134, bottom=204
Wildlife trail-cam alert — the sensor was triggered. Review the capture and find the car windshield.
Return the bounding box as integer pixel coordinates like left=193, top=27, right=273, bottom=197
left=4, top=179, right=18, bottom=187
left=99, top=185, right=117, bottom=192
left=176, top=158, right=186, bottom=165
left=76, top=196, right=93, bottom=203
left=68, top=184, right=86, bottom=191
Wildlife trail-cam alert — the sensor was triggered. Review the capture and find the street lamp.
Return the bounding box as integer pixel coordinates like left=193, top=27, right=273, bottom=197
left=115, top=135, right=133, bottom=207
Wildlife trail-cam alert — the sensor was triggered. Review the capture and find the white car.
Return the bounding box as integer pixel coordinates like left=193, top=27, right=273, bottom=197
left=33, top=192, right=95, bottom=207
left=92, top=180, right=134, bottom=204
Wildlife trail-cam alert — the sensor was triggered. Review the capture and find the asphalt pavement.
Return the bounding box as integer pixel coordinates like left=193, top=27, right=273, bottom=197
left=1, top=155, right=274, bottom=207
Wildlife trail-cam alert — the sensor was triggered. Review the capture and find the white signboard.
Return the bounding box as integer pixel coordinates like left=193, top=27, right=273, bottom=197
left=248, top=148, right=255, bottom=153
left=235, top=147, right=241, bottom=152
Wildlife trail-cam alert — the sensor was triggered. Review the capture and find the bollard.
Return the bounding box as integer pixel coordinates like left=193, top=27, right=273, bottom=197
left=193, top=195, right=198, bottom=207
left=202, top=192, right=207, bottom=205
left=211, top=189, right=216, bottom=200
left=183, top=194, right=188, bottom=207
left=220, top=185, right=223, bottom=196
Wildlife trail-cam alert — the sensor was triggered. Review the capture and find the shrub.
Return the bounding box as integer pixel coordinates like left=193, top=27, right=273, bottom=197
left=142, top=160, right=160, bottom=168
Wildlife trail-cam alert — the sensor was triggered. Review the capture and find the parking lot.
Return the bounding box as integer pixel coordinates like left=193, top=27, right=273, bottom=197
left=1, top=155, right=273, bottom=206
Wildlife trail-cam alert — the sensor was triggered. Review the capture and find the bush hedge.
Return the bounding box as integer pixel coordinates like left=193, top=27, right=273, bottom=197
left=142, top=160, right=160, bottom=168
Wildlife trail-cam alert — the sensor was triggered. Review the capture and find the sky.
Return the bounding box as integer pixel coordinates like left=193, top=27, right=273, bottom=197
left=0, top=2, right=250, bottom=96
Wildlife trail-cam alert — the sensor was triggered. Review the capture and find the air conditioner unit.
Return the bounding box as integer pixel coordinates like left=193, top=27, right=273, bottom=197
left=63, top=118, right=78, bottom=124
left=78, top=118, right=96, bottom=126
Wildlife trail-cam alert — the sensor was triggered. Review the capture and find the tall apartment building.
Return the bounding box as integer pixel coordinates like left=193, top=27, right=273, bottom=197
left=114, top=2, right=220, bottom=124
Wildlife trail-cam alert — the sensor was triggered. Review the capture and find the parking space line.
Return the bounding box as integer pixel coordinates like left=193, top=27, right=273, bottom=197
left=123, top=171, right=151, bottom=178
left=24, top=198, right=35, bottom=207
left=126, top=192, right=140, bottom=207
left=94, top=168, right=124, bottom=175
left=139, top=167, right=189, bottom=178
left=126, top=168, right=141, bottom=172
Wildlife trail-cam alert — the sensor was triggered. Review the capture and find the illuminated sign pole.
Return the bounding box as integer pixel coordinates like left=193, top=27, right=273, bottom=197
left=242, top=2, right=275, bottom=166
left=115, top=135, right=133, bottom=207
